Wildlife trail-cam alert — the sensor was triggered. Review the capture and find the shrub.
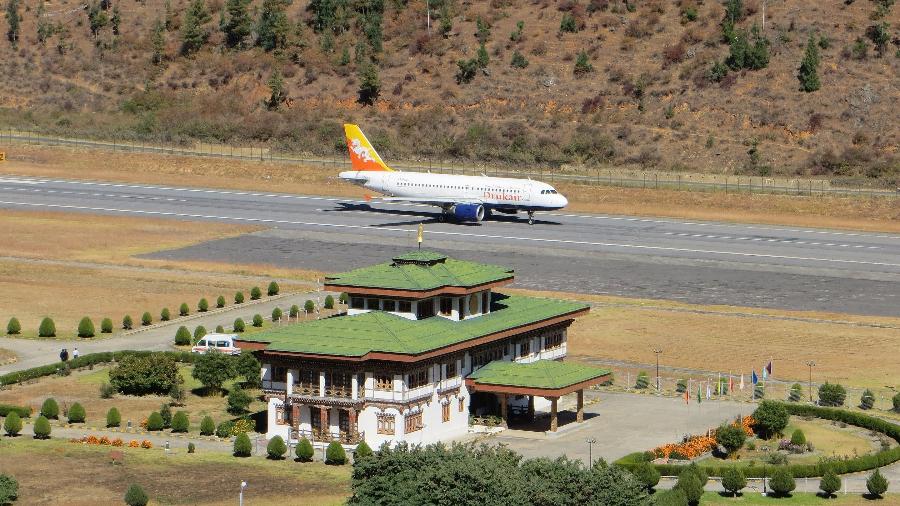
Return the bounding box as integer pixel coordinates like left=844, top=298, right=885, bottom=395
left=573, top=50, right=593, bottom=75
left=652, top=488, right=687, bottom=506
left=0, top=474, right=18, bottom=505
left=122, top=315, right=133, bottom=330
left=67, top=402, right=85, bottom=423
left=233, top=318, right=245, bottom=332
left=227, top=387, right=252, bottom=414
left=234, top=291, right=245, bottom=304
left=0, top=404, right=31, bottom=418
left=188, top=442, right=195, bottom=453
left=234, top=432, right=252, bottom=457
left=754, top=382, right=765, bottom=399
left=161, top=307, right=170, bottom=321
left=200, top=416, right=215, bottom=435
left=339, top=293, right=348, bottom=304
left=235, top=351, right=261, bottom=385
left=193, top=326, right=207, bottom=343
left=232, top=418, right=253, bottom=435
left=721, top=466, right=746, bottom=497
left=77, top=317, right=95, bottom=338
left=33, top=415, right=51, bottom=439
left=634, top=371, right=649, bottom=389
left=304, top=300, right=315, bottom=314
left=560, top=12, right=578, bottom=33
left=675, top=379, right=687, bottom=393
left=866, top=468, right=888, bottom=497
left=355, top=441, right=373, bottom=460
left=38, top=317, right=56, bottom=337
left=179, top=303, right=190, bottom=316
left=296, top=436, right=314, bottom=462
left=267, top=281, right=279, bottom=296
left=267, top=435, right=287, bottom=459
left=141, top=312, right=152, bottom=326
left=192, top=351, right=236, bottom=395
left=818, top=382, right=847, bottom=407
left=160, top=403, right=173, bottom=427
left=326, top=441, right=347, bottom=465
left=171, top=411, right=189, bottom=433
left=819, top=468, right=841, bottom=497
left=674, top=469, right=703, bottom=504
left=41, top=398, right=59, bottom=419
left=107, top=407, right=121, bottom=427
left=272, top=307, right=283, bottom=322
left=252, top=314, right=264, bottom=327
left=716, top=424, right=747, bottom=455
left=215, top=325, right=225, bottom=333
left=6, top=317, right=20, bottom=335
left=250, top=286, right=262, bottom=300
left=124, top=483, right=149, bottom=506
left=753, top=400, right=788, bottom=438
left=216, top=420, right=234, bottom=438
left=146, top=411, right=164, bottom=431
left=788, top=383, right=803, bottom=402
left=101, top=318, right=113, bottom=333
left=216, top=295, right=226, bottom=308
left=3, top=411, right=22, bottom=436
left=790, top=428, right=806, bottom=446
left=324, top=295, right=335, bottom=309
left=768, top=467, right=795, bottom=497
left=632, top=462, right=660, bottom=491
left=174, top=326, right=191, bottom=346
left=198, top=298, right=209, bottom=312
left=860, top=389, right=875, bottom=410
left=893, top=392, right=900, bottom=413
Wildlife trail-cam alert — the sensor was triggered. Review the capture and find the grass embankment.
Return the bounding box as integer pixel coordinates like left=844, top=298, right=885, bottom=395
left=5, top=145, right=900, bottom=233
left=0, top=438, right=350, bottom=505
left=0, top=209, right=318, bottom=337
left=700, top=492, right=883, bottom=505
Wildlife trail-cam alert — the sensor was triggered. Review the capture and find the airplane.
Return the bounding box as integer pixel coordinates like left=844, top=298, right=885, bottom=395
left=338, top=124, right=568, bottom=225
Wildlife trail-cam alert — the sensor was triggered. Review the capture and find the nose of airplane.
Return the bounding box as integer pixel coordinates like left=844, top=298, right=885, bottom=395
left=557, top=194, right=568, bottom=208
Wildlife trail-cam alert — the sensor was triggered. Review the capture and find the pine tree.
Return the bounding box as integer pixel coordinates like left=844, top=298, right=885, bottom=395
left=111, top=5, right=121, bottom=36
left=819, top=468, right=841, bottom=498
left=476, top=43, right=489, bottom=68
left=746, top=25, right=769, bottom=70
left=164, top=0, right=175, bottom=31
left=152, top=19, right=165, bottom=64
left=798, top=36, right=821, bottom=92
left=223, top=0, right=252, bottom=48
left=181, top=0, right=211, bottom=56
left=266, top=69, right=286, bottom=110
left=5, top=0, right=20, bottom=47
left=257, top=0, right=291, bottom=52
left=573, top=50, right=593, bottom=75
left=358, top=63, right=380, bottom=105
left=726, top=30, right=749, bottom=70
left=866, top=469, right=888, bottom=498
left=37, top=1, right=54, bottom=44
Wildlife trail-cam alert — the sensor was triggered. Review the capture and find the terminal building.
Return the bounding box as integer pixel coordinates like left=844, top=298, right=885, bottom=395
left=236, top=251, right=610, bottom=448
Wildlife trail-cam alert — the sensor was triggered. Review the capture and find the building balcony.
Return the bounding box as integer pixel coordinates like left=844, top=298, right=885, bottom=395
left=437, top=376, right=462, bottom=394
left=362, top=385, right=435, bottom=404
left=290, top=427, right=365, bottom=445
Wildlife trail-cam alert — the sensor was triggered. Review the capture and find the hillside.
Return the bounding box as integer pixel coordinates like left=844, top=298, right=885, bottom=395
left=1, top=0, right=898, bottom=186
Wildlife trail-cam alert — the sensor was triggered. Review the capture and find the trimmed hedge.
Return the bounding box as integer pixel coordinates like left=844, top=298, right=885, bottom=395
left=0, top=404, right=32, bottom=418
left=615, top=402, right=900, bottom=479
left=0, top=351, right=196, bottom=386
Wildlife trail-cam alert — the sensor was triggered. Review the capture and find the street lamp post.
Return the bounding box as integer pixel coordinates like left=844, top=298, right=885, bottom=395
left=586, top=438, right=596, bottom=467
left=805, top=360, right=816, bottom=403
left=651, top=348, right=663, bottom=391
left=239, top=481, right=247, bottom=506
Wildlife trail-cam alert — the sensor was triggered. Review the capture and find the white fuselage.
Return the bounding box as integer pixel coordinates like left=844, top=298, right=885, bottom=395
left=338, top=171, right=568, bottom=212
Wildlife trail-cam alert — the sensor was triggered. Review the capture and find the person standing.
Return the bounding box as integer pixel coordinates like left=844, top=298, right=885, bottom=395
left=72, top=347, right=79, bottom=360
left=60, top=348, right=68, bottom=362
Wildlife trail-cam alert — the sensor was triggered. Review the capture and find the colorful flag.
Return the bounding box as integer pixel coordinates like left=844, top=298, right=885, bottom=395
left=696, top=386, right=702, bottom=404
left=762, top=366, right=768, bottom=381
left=684, top=388, right=689, bottom=405
left=729, top=374, right=734, bottom=393
left=740, top=374, right=745, bottom=391
left=766, top=361, right=773, bottom=376
left=752, top=370, right=759, bottom=385
left=706, top=382, right=711, bottom=399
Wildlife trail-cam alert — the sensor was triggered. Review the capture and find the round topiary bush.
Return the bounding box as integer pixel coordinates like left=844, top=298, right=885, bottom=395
left=675, top=379, right=687, bottom=393
left=233, top=318, right=245, bottom=333
left=234, top=432, right=252, bottom=457
left=188, top=442, right=196, bottom=453
left=33, top=415, right=51, bottom=439
left=768, top=467, right=796, bottom=497
left=250, top=286, right=262, bottom=300
left=124, top=483, right=149, bottom=506
left=721, top=467, right=746, bottom=497
left=227, top=387, right=252, bottom=415
left=101, top=318, right=113, bottom=333
left=716, top=423, right=747, bottom=456
left=141, top=312, right=152, bottom=326
left=198, top=298, right=209, bottom=313
left=77, top=317, right=95, bottom=338
left=818, top=382, right=847, bottom=407
left=860, top=389, right=875, bottom=410
left=788, top=383, right=803, bottom=402
left=790, top=428, right=806, bottom=446
left=174, top=326, right=191, bottom=346
left=325, top=441, right=347, bottom=465
left=171, top=411, right=189, bottom=433
left=3, top=411, right=22, bottom=436
left=41, top=398, right=59, bottom=419
left=819, top=468, right=841, bottom=498
left=289, top=305, right=299, bottom=318
left=146, top=411, right=164, bottom=431
left=267, top=281, right=279, bottom=296
left=6, top=317, right=21, bottom=335
left=216, top=295, right=226, bottom=308
left=754, top=382, right=765, bottom=399
left=304, top=300, right=315, bottom=314
left=339, top=292, right=348, bottom=304
left=160, top=307, right=170, bottom=321
left=200, top=415, right=215, bottom=436
left=38, top=317, right=56, bottom=338
left=271, top=307, right=282, bottom=322
left=215, top=324, right=224, bottom=333
left=866, top=468, right=888, bottom=498
left=107, top=407, right=121, bottom=428
left=252, top=314, right=264, bottom=327
left=634, top=371, right=649, bottom=389
left=267, top=435, right=287, bottom=459
left=122, top=315, right=133, bottom=330
left=355, top=441, right=373, bottom=460
left=296, top=436, right=314, bottom=462
left=216, top=420, right=234, bottom=438
left=193, top=326, right=207, bottom=342
left=67, top=402, right=85, bottom=423
left=752, top=400, right=789, bottom=439
left=234, top=291, right=244, bottom=304
left=324, top=295, right=335, bottom=309
left=179, top=303, right=190, bottom=316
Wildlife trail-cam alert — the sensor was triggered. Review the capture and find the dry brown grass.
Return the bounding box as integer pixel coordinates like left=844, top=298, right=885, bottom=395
left=0, top=348, right=16, bottom=363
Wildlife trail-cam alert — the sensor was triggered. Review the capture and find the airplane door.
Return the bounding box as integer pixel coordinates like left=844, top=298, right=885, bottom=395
left=524, top=182, right=533, bottom=203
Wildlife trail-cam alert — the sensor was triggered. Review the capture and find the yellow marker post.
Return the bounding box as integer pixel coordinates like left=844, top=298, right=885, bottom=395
left=417, top=223, right=424, bottom=249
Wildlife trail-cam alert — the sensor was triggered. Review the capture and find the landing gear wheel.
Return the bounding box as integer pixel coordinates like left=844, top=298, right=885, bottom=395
left=527, top=211, right=535, bottom=225
left=438, top=213, right=446, bottom=223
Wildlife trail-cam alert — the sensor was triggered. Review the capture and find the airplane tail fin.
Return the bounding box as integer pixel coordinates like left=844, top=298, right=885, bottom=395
left=343, top=124, right=395, bottom=172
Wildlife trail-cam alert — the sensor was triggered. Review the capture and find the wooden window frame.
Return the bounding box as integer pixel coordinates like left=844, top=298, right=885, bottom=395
left=377, top=413, right=395, bottom=435
left=545, top=332, right=564, bottom=350
left=407, top=369, right=428, bottom=390
left=439, top=297, right=453, bottom=316
left=375, top=375, right=393, bottom=391
left=350, top=297, right=365, bottom=309
left=272, top=366, right=287, bottom=383
left=405, top=412, right=423, bottom=433
left=446, top=360, right=458, bottom=379
left=442, top=403, right=450, bottom=423
left=458, top=398, right=465, bottom=412
left=382, top=299, right=396, bottom=312
left=398, top=300, right=412, bottom=313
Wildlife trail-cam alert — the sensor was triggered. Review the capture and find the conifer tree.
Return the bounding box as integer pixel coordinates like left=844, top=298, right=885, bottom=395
left=257, top=0, right=291, bottom=52
left=5, top=0, right=20, bottom=47
left=358, top=63, right=380, bottom=105
left=152, top=18, right=165, bottom=64
left=111, top=5, right=121, bottom=36
left=267, top=69, right=286, bottom=110
left=798, top=36, right=821, bottom=92
left=181, top=0, right=211, bottom=56
left=223, top=0, right=252, bottom=48
left=37, top=1, right=53, bottom=44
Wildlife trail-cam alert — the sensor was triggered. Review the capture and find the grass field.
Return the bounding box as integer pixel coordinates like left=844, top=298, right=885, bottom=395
left=0, top=438, right=351, bottom=505
left=5, top=145, right=900, bottom=233
left=699, top=491, right=885, bottom=505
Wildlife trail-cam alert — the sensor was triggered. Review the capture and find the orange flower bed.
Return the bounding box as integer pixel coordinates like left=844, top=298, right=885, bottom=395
left=653, top=416, right=755, bottom=460
left=98, top=436, right=111, bottom=445
left=740, top=416, right=756, bottom=437
left=140, top=440, right=153, bottom=449
left=85, top=435, right=100, bottom=445
left=128, top=440, right=141, bottom=448
left=111, top=438, right=124, bottom=447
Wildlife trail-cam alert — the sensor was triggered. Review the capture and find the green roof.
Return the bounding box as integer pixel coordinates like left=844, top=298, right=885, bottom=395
left=467, top=360, right=611, bottom=390
left=324, top=250, right=513, bottom=291
left=238, top=294, right=588, bottom=357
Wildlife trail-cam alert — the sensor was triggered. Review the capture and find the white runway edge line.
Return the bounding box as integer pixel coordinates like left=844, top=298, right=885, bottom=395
left=2, top=200, right=899, bottom=270
left=4, top=175, right=899, bottom=241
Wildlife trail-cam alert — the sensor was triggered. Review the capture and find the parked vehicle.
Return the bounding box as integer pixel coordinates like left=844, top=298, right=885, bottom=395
left=191, top=333, right=242, bottom=355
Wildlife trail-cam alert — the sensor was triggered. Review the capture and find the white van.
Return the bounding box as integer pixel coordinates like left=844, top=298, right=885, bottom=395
left=191, top=333, right=242, bottom=355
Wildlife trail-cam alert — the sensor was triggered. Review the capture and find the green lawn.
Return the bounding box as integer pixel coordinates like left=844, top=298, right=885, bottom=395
left=700, top=491, right=884, bottom=505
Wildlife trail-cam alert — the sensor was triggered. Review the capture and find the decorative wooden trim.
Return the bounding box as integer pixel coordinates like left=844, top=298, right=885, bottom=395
left=464, top=373, right=611, bottom=398
left=324, top=278, right=513, bottom=298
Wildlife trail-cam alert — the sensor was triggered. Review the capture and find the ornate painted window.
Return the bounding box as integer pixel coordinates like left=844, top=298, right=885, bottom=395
left=442, top=403, right=450, bottom=423
left=375, top=375, right=393, bottom=391
left=404, top=412, right=423, bottom=433
left=407, top=369, right=428, bottom=389
left=377, top=413, right=395, bottom=435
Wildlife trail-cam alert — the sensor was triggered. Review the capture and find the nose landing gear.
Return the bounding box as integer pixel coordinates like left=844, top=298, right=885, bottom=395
left=527, top=211, right=535, bottom=225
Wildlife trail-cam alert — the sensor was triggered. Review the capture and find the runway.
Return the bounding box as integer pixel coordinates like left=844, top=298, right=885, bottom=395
left=1, top=175, right=898, bottom=315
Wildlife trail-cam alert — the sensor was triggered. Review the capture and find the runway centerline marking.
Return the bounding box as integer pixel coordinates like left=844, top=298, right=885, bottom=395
left=0, top=199, right=897, bottom=270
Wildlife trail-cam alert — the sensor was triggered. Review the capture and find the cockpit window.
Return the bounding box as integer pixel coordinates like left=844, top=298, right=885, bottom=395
left=542, top=189, right=557, bottom=194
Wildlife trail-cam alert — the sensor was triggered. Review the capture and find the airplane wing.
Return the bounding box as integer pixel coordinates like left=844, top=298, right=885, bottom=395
left=377, top=196, right=484, bottom=207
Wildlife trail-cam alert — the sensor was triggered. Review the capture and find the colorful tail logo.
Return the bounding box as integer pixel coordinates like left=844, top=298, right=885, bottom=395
left=344, top=124, right=394, bottom=172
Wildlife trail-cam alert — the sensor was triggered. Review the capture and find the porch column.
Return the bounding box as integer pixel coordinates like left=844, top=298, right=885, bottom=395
left=527, top=395, right=535, bottom=421
left=320, top=406, right=330, bottom=440
left=349, top=408, right=357, bottom=434
left=549, top=397, right=558, bottom=432
left=498, top=393, right=508, bottom=426
left=292, top=404, right=300, bottom=428
left=351, top=374, right=359, bottom=400
left=319, top=371, right=326, bottom=397
left=286, top=369, right=294, bottom=396
left=576, top=389, right=584, bottom=423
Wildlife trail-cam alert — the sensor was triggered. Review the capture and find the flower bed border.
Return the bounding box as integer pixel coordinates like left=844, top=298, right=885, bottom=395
left=615, top=402, right=900, bottom=478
